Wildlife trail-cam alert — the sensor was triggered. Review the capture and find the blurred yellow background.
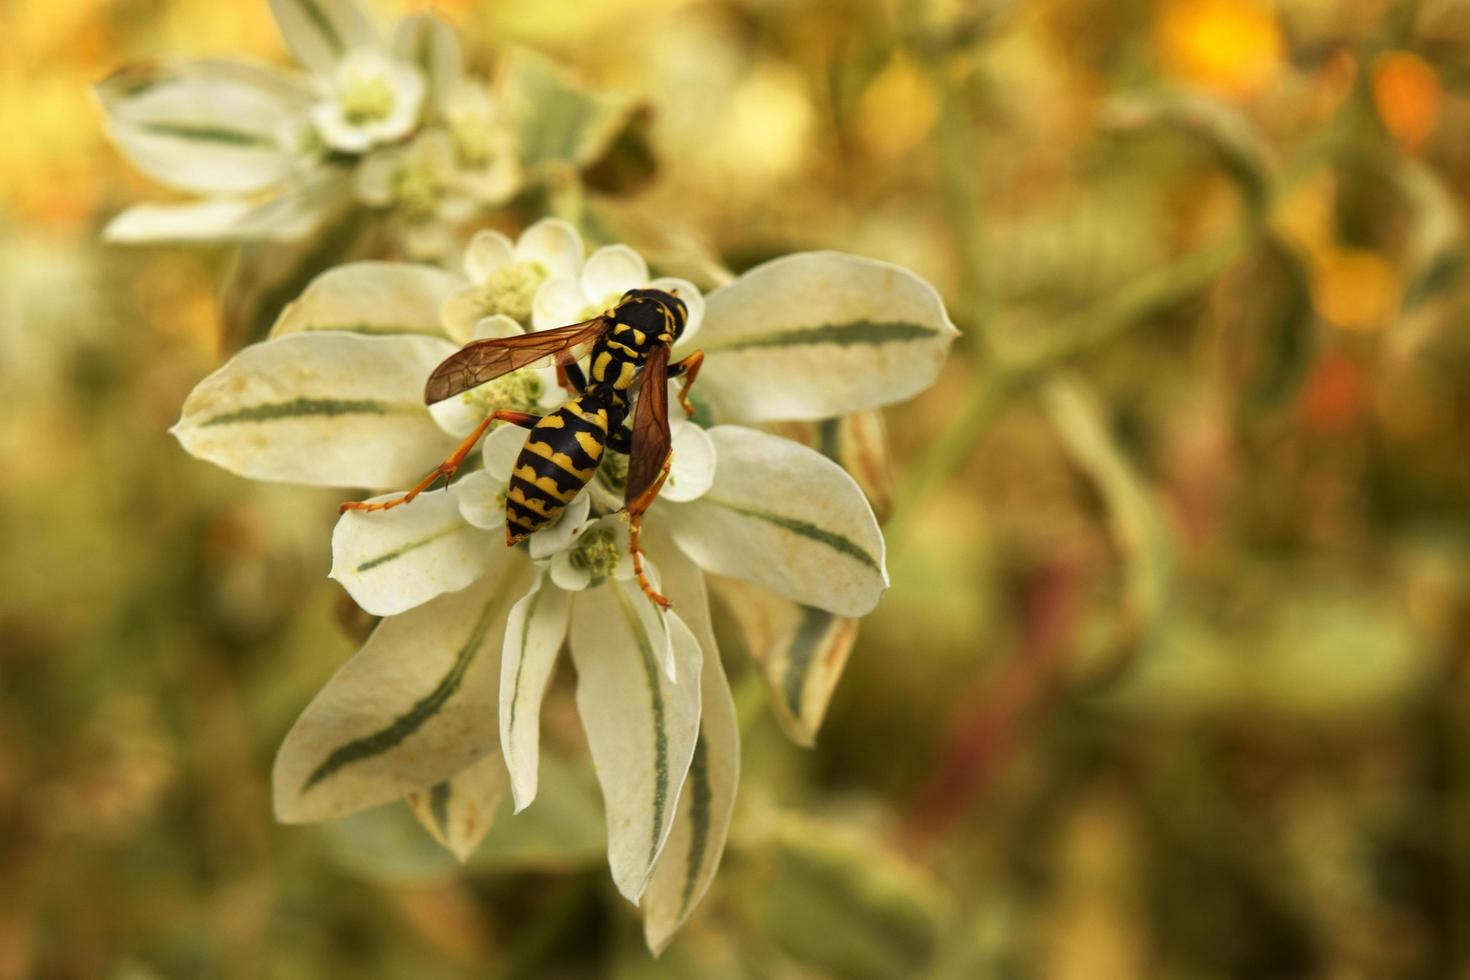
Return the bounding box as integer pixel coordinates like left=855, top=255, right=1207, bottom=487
left=5, top=0, right=1470, bottom=976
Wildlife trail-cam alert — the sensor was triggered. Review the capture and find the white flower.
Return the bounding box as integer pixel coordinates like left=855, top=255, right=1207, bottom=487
left=354, top=129, right=475, bottom=260
left=441, top=218, right=586, bottom=335
left=443, top=80, right=523, bottom=206
left=311, top=50, right=426, bottom=153
left=169, top=235, right=956, bottom=950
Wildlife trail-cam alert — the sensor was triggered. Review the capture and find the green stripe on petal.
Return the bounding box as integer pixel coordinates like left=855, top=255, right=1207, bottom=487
left=700, top=495, right=881, bottom=573
left=174, top=332, right=459, bottom=490
left=269, top=0, right=379, bottom=76
left=274, top=560, right=527, bottom=823
left=332, top=485, right=495, bottom=617
left=270, top=262, right=459, bottom=341
left=198, top=396, right=422, bottom=427
left=666, top=426, right=888, bottom=618
left=405, top=753, right=509, bottom=863
left=571, top=583, right=702, bottom=904
left=640, top=533, right=740, bottom=954
left=301, top=589, right=502, bottom=792
left=696, top=251, right=958, bottom=423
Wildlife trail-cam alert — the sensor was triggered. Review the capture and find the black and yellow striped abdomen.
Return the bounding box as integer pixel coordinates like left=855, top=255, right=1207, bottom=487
left=505, top=395, right=614, bottom=544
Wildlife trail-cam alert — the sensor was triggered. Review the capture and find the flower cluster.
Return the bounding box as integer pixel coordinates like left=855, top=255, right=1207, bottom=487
left=96, top=0, right=629, bottom=260
left=171, top=217, right=957, bottom=948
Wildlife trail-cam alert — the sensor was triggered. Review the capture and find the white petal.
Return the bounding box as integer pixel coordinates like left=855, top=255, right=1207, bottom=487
left=527, top=492, right=591, bottom=560
left=269, top=0, right=380, bottom=76
left=499, top=574, right=572, bottom=812
left=273, top=564, right=532, bottom=822
left=463, top=229, right=515, bottom=282
left=472, top=313, right=525, bottom=341
left=697, top=251, right=959, bottom=422
left=549, top=551, right=593, bottom=592
left=455, top=469, right=505, bottom=530
left=514, top=218, right=585, bottom=280
left=103, top=199, right=316, bottom=245
left=570, top=582, right=703, bottom=904
left=95, top=60, right=308, bottom=195
left=172, top=332, right=460, bottom=490
left=650, top=276, right=706, bottom=351
left=640, top=534, right=739, bottom=953
left=532, top=276, right=592, bottom=332
left=330, top=484, right=499, bottom=617
left=580, top=245, right=649, bottom=306
left=661, top=424, right=715, bottom=503
left=391, top=14, right=462, bottom=112
left=427, top=391, right=486, bottom=439
left=311, top=101, right=374, bottom=153
left=270, top=261, right=459, bottom=339
left=664, top=426, right=888, bottom=617
left=482, top=422, right=528, bottom=481
left=405, top=752, right=507, bottom=863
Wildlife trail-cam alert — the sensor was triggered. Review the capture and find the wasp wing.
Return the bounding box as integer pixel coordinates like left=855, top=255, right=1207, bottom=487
left=423, top=317, right=611, bottom=404
left=625, top=344, right=673, bottom=514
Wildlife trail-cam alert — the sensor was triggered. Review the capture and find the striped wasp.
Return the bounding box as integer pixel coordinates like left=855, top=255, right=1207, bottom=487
left=341, top=287, right=703, bottom=609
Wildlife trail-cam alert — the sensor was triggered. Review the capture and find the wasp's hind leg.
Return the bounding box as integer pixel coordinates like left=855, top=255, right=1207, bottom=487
left=624, top=455, right=674, bottom=609
left=340, top=410, right=540, bottom=514
left=668, top=350, right=704, bottom=417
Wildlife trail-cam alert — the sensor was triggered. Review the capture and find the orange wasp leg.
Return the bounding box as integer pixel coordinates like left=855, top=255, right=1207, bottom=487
left=625, top=455, right=674, bottom=609
left=339, top=410, right=540, bottom=514
left=668, top=350, right=703, bottom=417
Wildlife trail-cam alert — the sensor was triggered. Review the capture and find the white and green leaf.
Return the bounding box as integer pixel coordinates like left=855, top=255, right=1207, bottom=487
left=173, top=331, right=459, bottom=490
left=274, top=563, right=530, bottom=822
left=570, top=580, right=703, bottom=904
left=405, top=751, right=509, bottom=863
left=269, top=0, right=379, bottom=76
left=95, top=59, right=311, bottom=194
left=270, top=261, right=460, bottom=339
left=641, top=533, right=739, bottom=954
left=499, top=573, right=572, bottom=812
left=503, top=47, right=636, bottom=172
left=392, top=14, right=462, bottom=114
left=712, top=575, right=857, bottom=748
left=666, top=426, right=888, bottom=618
left=331, top=483, right=497, bottom=617
left=696, top=251, right=958, bottom=423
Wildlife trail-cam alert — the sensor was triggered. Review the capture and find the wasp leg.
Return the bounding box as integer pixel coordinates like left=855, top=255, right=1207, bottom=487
left=340, top=410, right=540, bottom=514
left=667, top=350, right=704, bottom=417
left=554, top=350, right=587, bottom=396
left=625, top=454, right=674, bottom=609
left=608, top=424, right=632, bottom=454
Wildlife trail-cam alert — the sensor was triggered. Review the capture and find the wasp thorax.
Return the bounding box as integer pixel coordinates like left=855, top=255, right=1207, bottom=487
left=568, top=526, right=623, bottom=582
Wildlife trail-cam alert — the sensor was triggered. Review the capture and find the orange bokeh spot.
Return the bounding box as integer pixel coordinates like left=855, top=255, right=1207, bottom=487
left=1371, top=51, right=1442, bottom=153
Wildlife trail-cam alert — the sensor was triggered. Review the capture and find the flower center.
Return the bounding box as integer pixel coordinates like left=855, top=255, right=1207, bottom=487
left=463, top=367, right=544, bottom=418
left=596, top=449, right=629, bottom=496
left=568, top=526, right=622, bottom=581
left=390, top=147, right=447, bottom=218
left=338, top=67, right=397, bottom=126
left=477, top=262, right=548, bottom=325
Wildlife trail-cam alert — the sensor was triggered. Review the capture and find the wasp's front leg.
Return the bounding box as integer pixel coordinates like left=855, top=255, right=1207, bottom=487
left=667, top=350, right=704, bottom=417
left=340, top=410, right=540, bottom=514
left=555, top=349, right=588, bottom=397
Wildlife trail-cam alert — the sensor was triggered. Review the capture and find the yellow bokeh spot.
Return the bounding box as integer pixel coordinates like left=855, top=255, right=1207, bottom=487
left=855, top=54, right=940, bottom=161
left=1158, top=0, right=1284, bottom=100
left=1312, top=248, right=1400, bottom=333
left=1371, top=51, right=1442, bottom=153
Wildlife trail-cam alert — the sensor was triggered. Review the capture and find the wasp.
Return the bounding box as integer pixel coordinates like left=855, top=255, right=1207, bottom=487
left=341, top=287, right=703, bottom=609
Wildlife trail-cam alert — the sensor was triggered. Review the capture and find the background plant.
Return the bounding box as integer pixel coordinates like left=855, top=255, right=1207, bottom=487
left=4, top=0, right=1470, bottom=977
